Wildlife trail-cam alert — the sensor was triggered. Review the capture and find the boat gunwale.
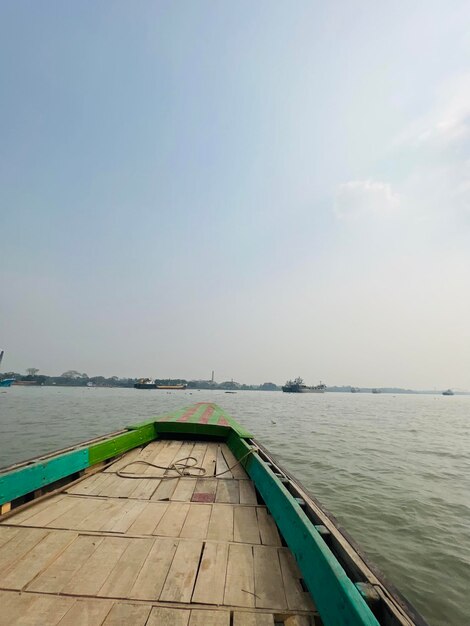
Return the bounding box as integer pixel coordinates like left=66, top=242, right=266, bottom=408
left=251, top=439, right=430, bottom=626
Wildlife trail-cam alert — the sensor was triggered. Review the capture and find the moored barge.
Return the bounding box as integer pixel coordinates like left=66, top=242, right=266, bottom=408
left=0, top=403, right=428, bottom=626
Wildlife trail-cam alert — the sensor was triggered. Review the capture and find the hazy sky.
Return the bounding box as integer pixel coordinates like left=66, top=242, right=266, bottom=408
left=2, top=1, right=470, bottom=388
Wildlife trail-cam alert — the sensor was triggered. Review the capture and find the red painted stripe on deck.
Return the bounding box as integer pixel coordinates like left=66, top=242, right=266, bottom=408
left=199, top=406, right=214, bottom=424
left=177, top=406, right=199, bottom=422
left=218, top=417, right=229, bottom=426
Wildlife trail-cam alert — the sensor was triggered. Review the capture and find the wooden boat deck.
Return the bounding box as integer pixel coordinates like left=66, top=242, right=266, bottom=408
left=0, top=439, right=319, bottom=625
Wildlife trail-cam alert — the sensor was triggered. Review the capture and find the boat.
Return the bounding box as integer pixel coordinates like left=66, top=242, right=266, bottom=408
left=134, top=377, right=156, bottom=389
left=351, top=387, right=360, bottom=393
left=282, top=377, right=326, bottom=393
left=0, top=402, right=428, bottom=626
left=0, top=351, right=15, bottom=387
left=371, top=388, right=382, bottom=394
left=442, top=389, right=454, bottom=396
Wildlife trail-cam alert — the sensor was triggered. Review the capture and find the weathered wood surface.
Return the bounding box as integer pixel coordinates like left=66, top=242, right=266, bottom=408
left=0, top=439, right=317, bottom=626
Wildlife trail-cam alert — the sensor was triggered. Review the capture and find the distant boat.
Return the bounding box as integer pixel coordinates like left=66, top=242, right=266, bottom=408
left=282, top=377, right=326, bottom=393
left=371, top=388, right=382, bottom=394
left=442, top=389, right=454, bottom=396
left=350, top=387, right=360, bottom=393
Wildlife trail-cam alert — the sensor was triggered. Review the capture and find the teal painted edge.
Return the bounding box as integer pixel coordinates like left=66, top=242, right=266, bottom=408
left=0, top=449, right=88, bottom=505
left=227, top=432, right=380, bottom=626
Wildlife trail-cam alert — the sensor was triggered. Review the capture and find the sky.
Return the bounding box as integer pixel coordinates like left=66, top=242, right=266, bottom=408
left=1, top=1, right=470, bottom=389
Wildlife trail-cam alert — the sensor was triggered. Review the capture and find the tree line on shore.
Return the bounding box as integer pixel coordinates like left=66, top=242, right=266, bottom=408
left=0, top=369, right=280, bottom=391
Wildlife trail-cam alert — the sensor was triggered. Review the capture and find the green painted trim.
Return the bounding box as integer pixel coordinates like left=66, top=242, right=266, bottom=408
left=227, top=435, right=380, bottom=626
left=154, top=421, right=228, bottom=439
left=0, top=449, right=88, bottom=505
left=88, top=424, right=156, bottom=465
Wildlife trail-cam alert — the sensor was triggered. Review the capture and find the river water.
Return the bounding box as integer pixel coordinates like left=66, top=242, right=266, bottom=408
left=0, top=386, right=468, bottom=625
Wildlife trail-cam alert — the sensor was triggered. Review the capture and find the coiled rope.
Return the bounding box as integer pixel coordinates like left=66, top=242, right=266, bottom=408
left=116, top=448, right=254, bottom=480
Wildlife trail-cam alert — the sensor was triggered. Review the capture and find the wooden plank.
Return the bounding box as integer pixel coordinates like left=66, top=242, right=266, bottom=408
left=129, top=477, right=160, bottom=499
left=98, top=537, right=154, bottom=598
left=190, top=442, right=208, bottom=467
left=180, top=504, right=211, bottom=539
left=0, top=530, right=77, bottom=590
left=4, top=494, right=66, bottom=524
left=103, top=446, right=143, bottom=472
left=127, top=502, right=168, bottom=535
left=67, top=472, right=109, bottom=494
left=239, top=480, right=258, bottom=505
left=151, top=477, right=179, bottom=501
left=21, top=496, right=80, bottom=527
left=220, top=445, right=248, bottom=478
left=171, top=478, right=197, bottom=502
left=215, top=479, right=239, bottom=504
left=224, top=543, right=255, bottom=608
left=47, top=497, right=98, bottom=530
left=234, top=506, right=260, bottom=544
left=253, top=545, right=287, bottom=610
left=130, top=537, right=178, bottom=600
left=284, top=617, right=312, bottom=626
left=191, top=542, right=228, bottom=605
left=192, top=478, right=217, bottom=503
left=87, top=473, right=116, bottom=496
left=171, top=440, right=195, bottom=465
left=155, top=502, right=190, bottom=537
left=257, top=508, right=281, bottom=546
left=146, top=441, right=184, bottom=476
left=146, top=607, right=190, bottom=626
left=101, top=602, right=151, bottom=625
left=97, top=474, right=138, bottom=498
left=201, top=443, right=217, bottom=477
left=10, top=594, right=74, bottom=625
left=279, top=549, right=316, bottom=611
left=216, top=446, right=232, bottom=478
left=0, top=527, right=49, bottom=573
left=160, top=540, right=203, bottom=602
left=0, top=589, right=37, bottom=623
left=75, top=498, right=123, bottom=531
left=233, top=612, right=274, bottom=626
left=62, top=537, right=130, bottom=596
left=207, top=504, right=233, bottom=542
left=57, top=598, right=113, bottom=626
left=0, top=526, right=20, bottom=548
left=28, top=535, right=104, bottom=593
left=189, top=610, right=230, bottom=626
left=103, top=499, right=147, bottom=533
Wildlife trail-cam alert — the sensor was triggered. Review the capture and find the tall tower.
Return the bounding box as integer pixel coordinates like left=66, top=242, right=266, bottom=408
left=211, top=370, right=214, bottom=383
